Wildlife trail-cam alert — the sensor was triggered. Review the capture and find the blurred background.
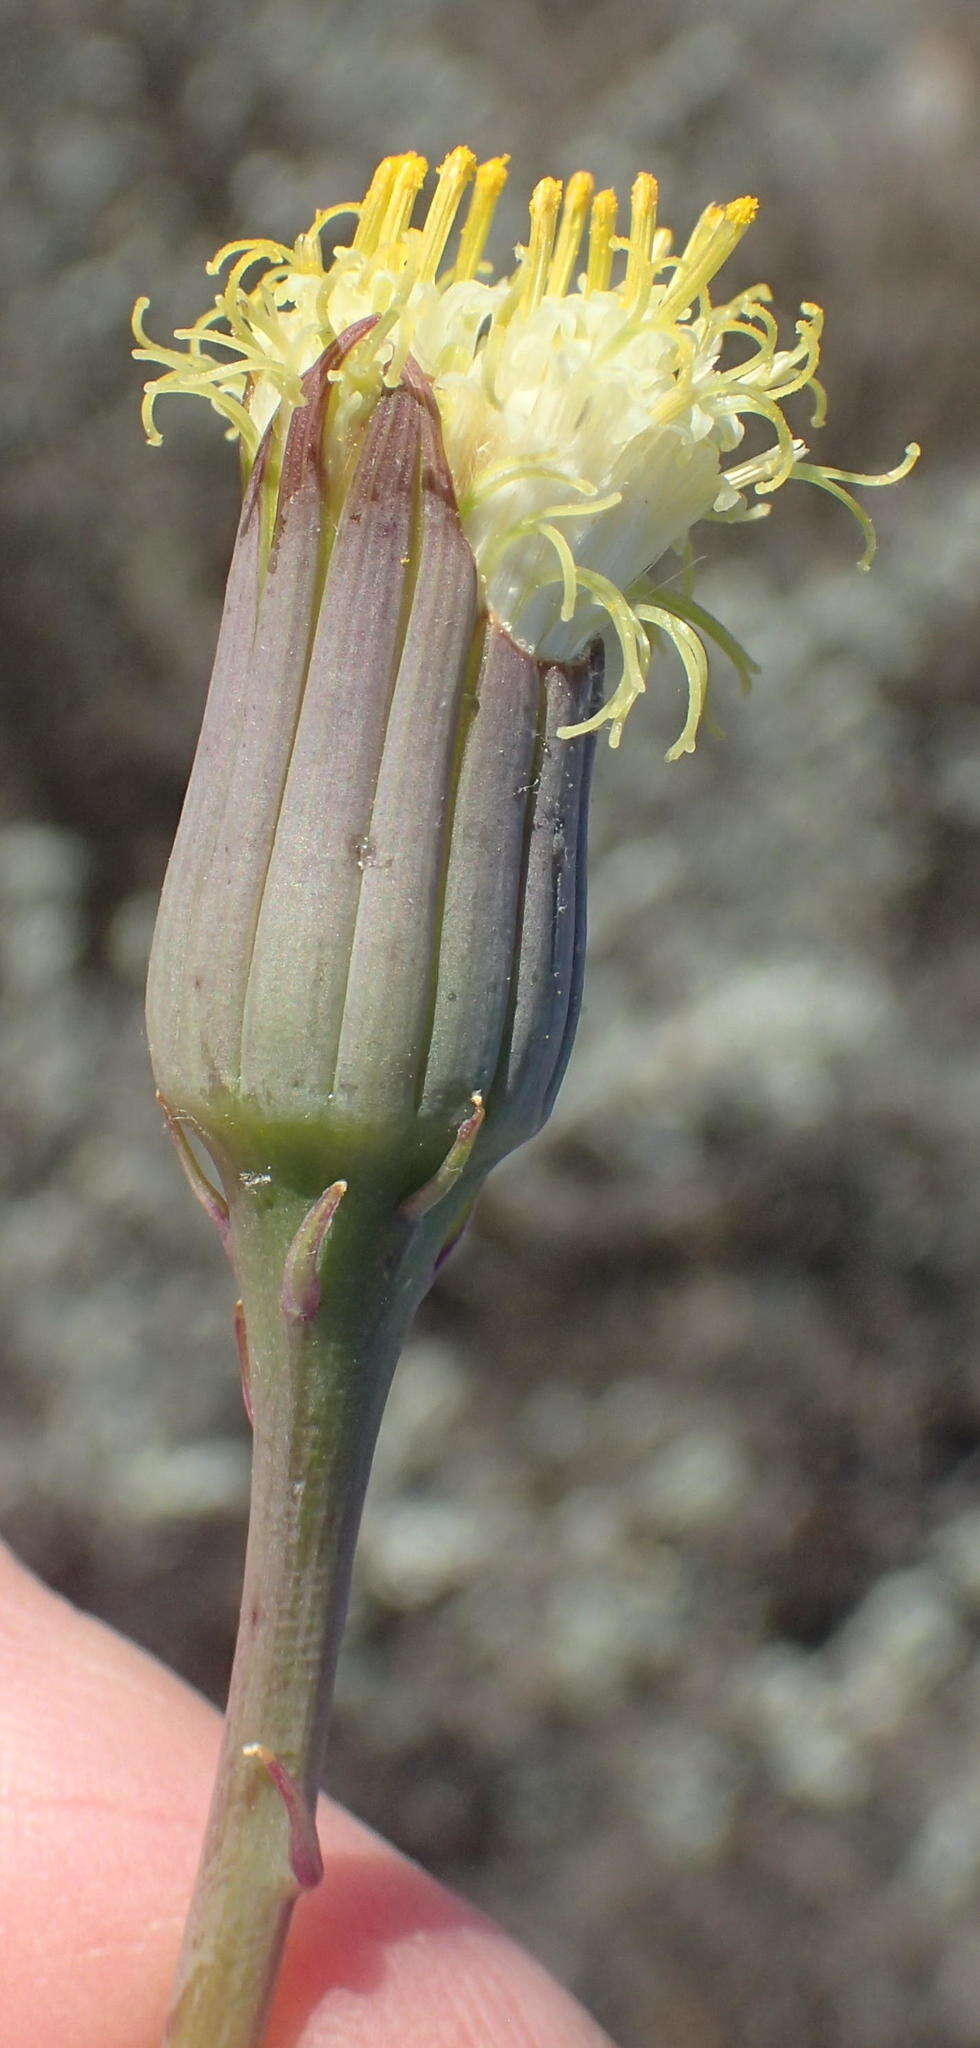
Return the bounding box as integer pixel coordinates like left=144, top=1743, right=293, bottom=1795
left=1, top=1, right=979, bottom=2042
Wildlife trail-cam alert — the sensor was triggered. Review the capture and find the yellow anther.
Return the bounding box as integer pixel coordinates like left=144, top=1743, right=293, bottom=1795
left=547, top=171, right=594, bottom=297
left=454, top=155, right=509, bottom=281
left=352, top=156, right=401, bottom=252
left=416, top=146, right=477, bottom=282
left=519, top=178, right=562, bottom=313
left=377, top=153, right=429, bottom=251
left=586, top=189, right=617, bottom=294
left=622, top=173, right=658, bottom=309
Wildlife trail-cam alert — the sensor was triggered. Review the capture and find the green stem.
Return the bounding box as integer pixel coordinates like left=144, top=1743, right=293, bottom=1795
left=161, top=1171, right=431, bottom=2048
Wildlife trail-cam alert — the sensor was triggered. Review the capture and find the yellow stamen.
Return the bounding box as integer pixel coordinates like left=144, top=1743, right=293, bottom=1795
left=658, top=195, right=758, bottom=320
left=416, top=146, right=476, bottom=281
left=586, top=189, right=617, bottom=293
left=519, top=178, right=563, bottom=314
left=621, top=173, right=658, bottom=310
left=548, top=171, right=595, bottom=297
left=454, top=155, right=509, bottom=281
left=377, top=152, right=429, bottom=251
left=352, top=155, right=402, bottom=252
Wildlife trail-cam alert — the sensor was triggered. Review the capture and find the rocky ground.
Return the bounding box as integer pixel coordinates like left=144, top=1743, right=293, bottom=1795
left=2, top=2, right=980, bottom=2043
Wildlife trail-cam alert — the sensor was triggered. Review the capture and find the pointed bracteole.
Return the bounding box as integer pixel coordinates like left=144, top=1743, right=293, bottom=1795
left=241, top=1743, right=324, bottom=1891
left=232, top=1299, right=253, bottom=1426
left=401, top=1093, right=485, bottom=1222
left=157, top=1093, right=231, bottom=1254
left=280, top=1180, right=348, bottom=1326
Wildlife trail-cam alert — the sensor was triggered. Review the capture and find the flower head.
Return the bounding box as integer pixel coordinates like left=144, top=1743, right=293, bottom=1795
left=135, top=147, right=917, bottom=755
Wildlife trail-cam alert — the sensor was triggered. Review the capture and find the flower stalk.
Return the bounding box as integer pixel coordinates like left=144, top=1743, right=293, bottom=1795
left=161, top=1167, right=447, bottom=2048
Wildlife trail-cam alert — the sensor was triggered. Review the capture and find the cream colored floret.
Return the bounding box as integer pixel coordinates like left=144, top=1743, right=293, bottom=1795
left=134, top=149, right=918, bottom=753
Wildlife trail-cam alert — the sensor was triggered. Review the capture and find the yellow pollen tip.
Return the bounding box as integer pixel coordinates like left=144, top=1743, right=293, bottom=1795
left=726, top=195, right=759, bottom=230
left=437, top=143, right=478, bottom=179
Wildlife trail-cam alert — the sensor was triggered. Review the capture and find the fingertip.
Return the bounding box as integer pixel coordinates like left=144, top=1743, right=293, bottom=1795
left=272, top=1844, right=614, bottom=2048
left=0, top=1541, right=614, bottom=2048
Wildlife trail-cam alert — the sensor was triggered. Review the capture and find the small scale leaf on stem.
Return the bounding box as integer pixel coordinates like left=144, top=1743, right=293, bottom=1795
left=280, top=1181, right=348, bottom=1325
left=158, top=1093, right=231, bottom=1254
left=233, top=1299, right=253, bottom=1425
left=241, top=1743, right=324, bottom=1891
left=401, top=1092, right=485, bottom=1221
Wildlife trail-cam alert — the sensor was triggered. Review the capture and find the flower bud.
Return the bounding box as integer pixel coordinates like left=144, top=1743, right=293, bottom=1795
left=146, top=332, right=601, bottom=1192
